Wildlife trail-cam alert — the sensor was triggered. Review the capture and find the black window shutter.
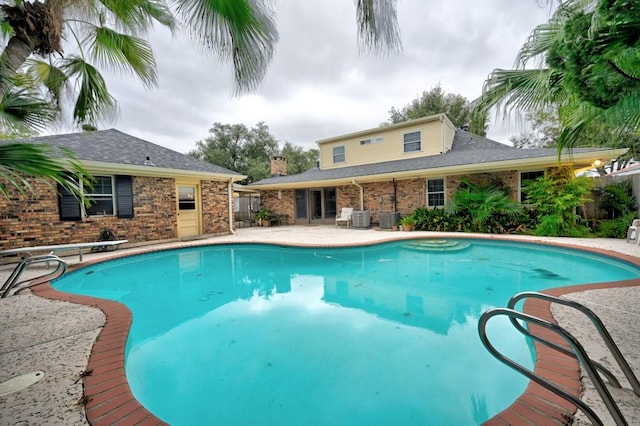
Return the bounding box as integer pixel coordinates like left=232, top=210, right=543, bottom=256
left=58, top=183, right=82, bottom=221
left=115, top=175, right=134, bottom=218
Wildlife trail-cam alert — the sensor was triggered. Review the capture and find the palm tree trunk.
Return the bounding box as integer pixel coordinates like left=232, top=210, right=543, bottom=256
left=0, top=36, right=35, bottom=97
left=0, top=35, right=35, bottom=101
left=0, top=0, right=63, bottom=101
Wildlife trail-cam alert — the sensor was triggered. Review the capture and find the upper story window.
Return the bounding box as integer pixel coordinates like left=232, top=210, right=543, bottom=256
left=427, top=178, right=445, bottom=207
left=403, top=131, right=421, bottom=153
left=360, top=136, right=383, bottom=145
left=520, top=170, right=545, bottom=202
left=333, top=146, right=345, bottom=163
left=85, top=176, right=115, bottom=215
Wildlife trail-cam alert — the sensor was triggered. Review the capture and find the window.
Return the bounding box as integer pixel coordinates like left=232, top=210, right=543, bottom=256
left=360, top=136, right=383, bottom=145
left=58, top=175, right=133, bottom=220
left=403, top=131, right=421, bottom=153
left=333, top=146, right=345, bottom=163
left=178, top=186, right=196, bottom=210
left=427, top=178, right=445, bottom=207
left=85, top=176, right=114, bottom=215
left=520, top=171, right=545, bottom=202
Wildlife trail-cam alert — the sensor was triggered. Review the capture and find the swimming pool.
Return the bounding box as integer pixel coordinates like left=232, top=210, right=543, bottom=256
left=53, top=239, right=640, bottom=425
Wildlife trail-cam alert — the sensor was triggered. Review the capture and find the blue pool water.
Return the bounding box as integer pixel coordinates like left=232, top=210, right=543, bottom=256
left=53, top=239, right=640, bottom=425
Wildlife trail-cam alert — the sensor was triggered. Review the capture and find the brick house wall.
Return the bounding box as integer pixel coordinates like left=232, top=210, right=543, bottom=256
left=257, top=170, right=525, bottom=226
left=259, top=189, right=294, bottom=224
left=336, top=185, right=360, bottom=214
left=336, top=180, right=426, bottom=224
left=201, top=180, right=233, bottom=234
left=446, top=171, right=520, bottom=202
left=0, top=175, right=232, bottom=250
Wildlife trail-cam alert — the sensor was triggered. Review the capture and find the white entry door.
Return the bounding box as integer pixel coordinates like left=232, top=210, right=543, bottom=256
left=177, top=185, right=200, bottom=238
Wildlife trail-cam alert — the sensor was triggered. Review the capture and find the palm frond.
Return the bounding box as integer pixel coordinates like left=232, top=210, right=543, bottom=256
left=555, top=107, right=595, bottom=152
left=76, top=0, right=177, bottom=34
left=24, top=59, right=69, bottom=106
left=516, top=21, right=564, bottom=67
left=59, top=55, right=118, bottom=125
left=136, top=0, right=177, bottom=31
left=0, top=90, right=59, bottom=133
left=355, top=0, right=402, bottom=55
left=0, top=143, right=91, bottom=201
left=173, top=0, right=279, bottom=94
left=605, top=45, right=640, bottom=81
left=555, top=87, right=640, bottom=152
left=89, top=26, right=158, bottom=87
left=475, top=68, right=564, bottom=117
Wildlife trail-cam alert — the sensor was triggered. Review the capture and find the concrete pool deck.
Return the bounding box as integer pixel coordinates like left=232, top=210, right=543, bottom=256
left=0, top=226, right=639, bottom=425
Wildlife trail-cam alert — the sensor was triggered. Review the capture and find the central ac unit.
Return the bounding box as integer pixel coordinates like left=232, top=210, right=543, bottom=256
left=352, top=210, right=371, bottom=228
left=379, top=212, right=400, bottom=229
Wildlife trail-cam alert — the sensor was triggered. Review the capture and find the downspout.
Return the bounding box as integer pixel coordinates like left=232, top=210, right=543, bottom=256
left=228, top=178, right=236, bottom=235
left=352, top=179, right=364, bottom=210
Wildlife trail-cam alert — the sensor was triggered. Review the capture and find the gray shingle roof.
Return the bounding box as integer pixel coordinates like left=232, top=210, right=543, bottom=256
left=4, top=128, right=242, bottom=176
left=250, top=129, right=616, bottom=186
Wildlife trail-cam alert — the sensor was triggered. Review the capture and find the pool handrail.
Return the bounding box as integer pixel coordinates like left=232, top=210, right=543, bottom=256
left=478, top=308, right=626, bottom=426
left=0, top=254, right=68, bottom=298
left=508, top=291, right=640, bottom=397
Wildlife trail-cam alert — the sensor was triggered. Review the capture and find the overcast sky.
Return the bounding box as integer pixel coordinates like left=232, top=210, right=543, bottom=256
left=94, top=0, right=553, bottom=154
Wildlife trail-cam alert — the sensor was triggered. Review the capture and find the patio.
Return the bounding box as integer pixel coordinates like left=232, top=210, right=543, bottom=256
left=1, top=226, right=639, bottom=425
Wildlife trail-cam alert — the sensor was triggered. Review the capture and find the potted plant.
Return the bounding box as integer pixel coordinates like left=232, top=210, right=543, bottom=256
left=255, top=209, right=273, bottom=227
left=398, top=215, right=416, bottom=231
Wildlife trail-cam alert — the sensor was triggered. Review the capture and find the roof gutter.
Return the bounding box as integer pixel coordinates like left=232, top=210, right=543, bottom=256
left=352, top=179, right=364, bottom=210
left=81, top=160, right=247, bottom=181
left=246, top=148, right=629, bottom=191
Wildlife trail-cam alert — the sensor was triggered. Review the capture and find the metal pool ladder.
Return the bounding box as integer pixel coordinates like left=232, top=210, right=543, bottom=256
left=1, top=254, right=68, bottom=298
left=478, top=291, right=640, bottom=426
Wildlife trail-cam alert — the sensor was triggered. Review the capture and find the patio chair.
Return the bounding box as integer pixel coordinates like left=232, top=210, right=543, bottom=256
left=335, top=207, right=354, bottom=227
left=626, top=219, right=640, bottom=245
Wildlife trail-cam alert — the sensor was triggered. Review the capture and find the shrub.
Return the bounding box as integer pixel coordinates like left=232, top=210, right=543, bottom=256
left=598, top=180, right=637, bottom=219
left=414, top=207, right=463, bottom=231
left=525, top=168, right=594, bottom=237
left=597, top=211, right=637, bottom=238
left=447, top=177, right=522, bottom=233
left=255, top=208, right=274, bottom=220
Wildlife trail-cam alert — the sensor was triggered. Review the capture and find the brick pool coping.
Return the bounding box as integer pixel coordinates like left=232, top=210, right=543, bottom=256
left=30, top=238, right=640, bottom=426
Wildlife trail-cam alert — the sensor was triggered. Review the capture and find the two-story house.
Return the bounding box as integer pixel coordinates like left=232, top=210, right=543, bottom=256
left=248, top=114, right=627, bottom=226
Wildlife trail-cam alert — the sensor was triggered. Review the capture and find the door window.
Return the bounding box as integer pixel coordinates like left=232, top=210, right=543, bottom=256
left=178, top=186, right=196, bottom=210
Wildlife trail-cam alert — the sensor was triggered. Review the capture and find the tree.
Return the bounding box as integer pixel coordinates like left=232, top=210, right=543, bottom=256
left=0, top=0, right=276, bottom=129
left=384, top=84, right=488, bottom=135
left=475, top=0, right=640, bottom=151
left=190, top=122, right=319, bottom=182
left=510, top=108, right=640, bottom=167
left=190, top=122, right=278, bottom=183
left=281, top=142, right=319, bottom=175
left=510, top=109, right=560, bottom=149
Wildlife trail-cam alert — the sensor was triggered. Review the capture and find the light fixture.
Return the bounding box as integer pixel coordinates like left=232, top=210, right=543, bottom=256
left=592, top=159, right=603, bottom=167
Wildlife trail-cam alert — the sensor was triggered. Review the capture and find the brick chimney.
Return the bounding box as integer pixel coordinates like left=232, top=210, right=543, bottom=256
left=270, top=155, right=287, bottom=176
